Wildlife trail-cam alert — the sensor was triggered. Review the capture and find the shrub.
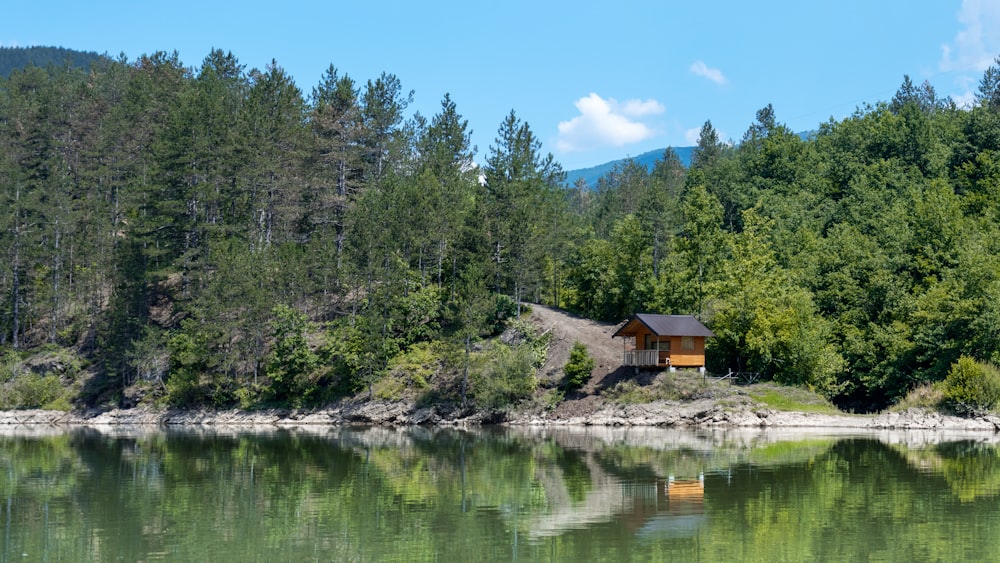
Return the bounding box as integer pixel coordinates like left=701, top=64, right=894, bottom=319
left=541, top=388, right=564, bottom=411
left=0, top=373, right=65, bottom=410
left=473, top=343, right=537, bottom=409
left=892, top=383, right=945, bottom=412
left=944, top=356, right=1000, bottom=416
left=387, top=341, right=446, bottom=389
left=0, top=348, right=80, bottom=410
left=605, top=380, right=650, bottom=404
left=563, top=342, right=595, bottom=390
left=503, top=318, right=551, bottom=367
left=235, top=385, right=264, bottom=410
left=372, top=375, right=408, bottom=401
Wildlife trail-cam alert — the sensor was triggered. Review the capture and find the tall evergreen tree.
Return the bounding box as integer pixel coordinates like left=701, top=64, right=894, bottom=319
left=481, top=111, right=565, bottom=313
left=239, top=61, right=307, bottom=248
left=308, top=64, right=361, bottom=277
left=359, top=72, right=412, bottom=185
left=977, top=56, right=1000, bottom=111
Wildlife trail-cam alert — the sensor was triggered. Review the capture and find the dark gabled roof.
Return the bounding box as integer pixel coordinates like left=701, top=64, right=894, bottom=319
left=612, top=314, right=714, bottom=338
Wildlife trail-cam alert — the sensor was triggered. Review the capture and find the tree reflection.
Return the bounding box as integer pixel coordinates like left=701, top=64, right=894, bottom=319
left=3, top=427, right=1000, bottom=560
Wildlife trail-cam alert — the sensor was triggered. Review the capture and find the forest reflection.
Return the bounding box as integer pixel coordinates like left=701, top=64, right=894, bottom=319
left=3, top=426, right=1000, bottom=561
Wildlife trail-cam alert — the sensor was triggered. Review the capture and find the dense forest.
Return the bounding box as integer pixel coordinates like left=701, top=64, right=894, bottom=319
left=3, top=49, right=1000, bottom=413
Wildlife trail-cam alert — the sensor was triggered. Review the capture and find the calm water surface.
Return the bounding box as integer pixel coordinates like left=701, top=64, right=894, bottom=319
left=3, top=425, right=1000, bottom=562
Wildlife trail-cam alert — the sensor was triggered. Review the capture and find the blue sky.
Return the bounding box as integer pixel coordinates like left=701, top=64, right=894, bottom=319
left=4, top=1, right=999, bottom=171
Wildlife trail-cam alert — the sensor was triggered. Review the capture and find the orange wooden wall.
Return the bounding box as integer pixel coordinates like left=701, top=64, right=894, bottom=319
left=631, top=326, right=706, bottom=367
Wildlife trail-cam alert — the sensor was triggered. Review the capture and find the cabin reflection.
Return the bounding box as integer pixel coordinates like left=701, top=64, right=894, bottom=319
left=527, top=451, right=708, bottom=541
left=633, top=475, right=707, bottom=539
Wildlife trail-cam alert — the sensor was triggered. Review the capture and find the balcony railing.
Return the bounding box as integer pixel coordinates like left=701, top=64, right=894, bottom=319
left=623, top=349, right=660, bottom=367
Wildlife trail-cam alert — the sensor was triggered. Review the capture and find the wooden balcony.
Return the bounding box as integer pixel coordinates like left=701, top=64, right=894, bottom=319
left=623, top=349, right=661, bottom=367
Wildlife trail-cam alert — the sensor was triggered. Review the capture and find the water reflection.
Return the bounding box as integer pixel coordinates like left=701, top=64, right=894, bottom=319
left=3, top=425, right=1000, bottom=561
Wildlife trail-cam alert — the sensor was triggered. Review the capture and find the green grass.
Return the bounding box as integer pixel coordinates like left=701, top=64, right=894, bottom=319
left=601, top=374, right=844, bottom=414
left=605, top=370, right=741, bottom=405
left=747, top=383, right=842, bottom=414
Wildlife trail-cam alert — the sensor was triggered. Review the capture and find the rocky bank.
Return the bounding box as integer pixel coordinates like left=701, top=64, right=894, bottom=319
left=2, top=401, right=999, bottom=432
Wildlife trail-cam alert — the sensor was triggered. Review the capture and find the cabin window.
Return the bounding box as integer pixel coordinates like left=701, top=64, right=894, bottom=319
left=681, top=336, right=695, bottom=351
left=645, top=335, right=670, bottom=351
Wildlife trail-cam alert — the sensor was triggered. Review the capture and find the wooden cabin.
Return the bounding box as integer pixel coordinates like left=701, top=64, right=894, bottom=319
left=612, top=314, right=713, bottom=369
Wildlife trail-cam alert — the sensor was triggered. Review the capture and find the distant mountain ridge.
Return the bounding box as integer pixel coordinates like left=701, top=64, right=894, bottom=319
left=564, top=130, right=813, bottom=188
left=564, top=146, right=694, bottom=189
left=0, top=46, right=106, bottom=77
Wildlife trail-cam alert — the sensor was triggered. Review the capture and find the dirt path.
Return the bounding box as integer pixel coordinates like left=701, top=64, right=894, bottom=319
left=527, top=305, right=622, bottom=389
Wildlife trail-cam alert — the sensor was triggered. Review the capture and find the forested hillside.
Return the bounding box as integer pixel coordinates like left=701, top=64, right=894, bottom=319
left=0, top=46, right=106, bottom=77
left=3, top=51, right=1000, bottom=413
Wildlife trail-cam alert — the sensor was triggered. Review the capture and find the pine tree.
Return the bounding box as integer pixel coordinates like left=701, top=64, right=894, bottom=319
left=308, top=64, right=361, bottom=278
left=481, top=111, right=564, bottom=313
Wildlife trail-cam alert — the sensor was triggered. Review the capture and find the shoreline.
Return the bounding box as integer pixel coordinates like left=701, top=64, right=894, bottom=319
left=2, top=400, right=999, bottom=432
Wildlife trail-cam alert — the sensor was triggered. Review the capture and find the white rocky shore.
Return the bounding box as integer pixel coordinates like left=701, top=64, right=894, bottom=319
left=2, top=399, right=999, bottom=431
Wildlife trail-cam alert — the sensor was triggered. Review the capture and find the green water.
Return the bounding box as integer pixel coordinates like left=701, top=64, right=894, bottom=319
left=3, top=425, right=1000, bottom=562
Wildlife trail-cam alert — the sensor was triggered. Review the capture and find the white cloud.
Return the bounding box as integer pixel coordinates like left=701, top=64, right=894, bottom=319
left=939, top=1, right=1000, bottom=105
left=684, top=125, right=729, bottom=147
left=952, top=90, right=977, bottom=109
left=620, top=98, right=665, bottom=117
left=940, top=0, right=1000, bottom=73
left=684, top=127, right=702, bottom=145
left=556, top=93, right=664, bottom=153
left=689, top=60, right=727, bottom=85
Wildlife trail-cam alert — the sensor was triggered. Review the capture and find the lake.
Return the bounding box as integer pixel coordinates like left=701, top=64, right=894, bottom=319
left=3, top=425, right=1000, bottom=561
